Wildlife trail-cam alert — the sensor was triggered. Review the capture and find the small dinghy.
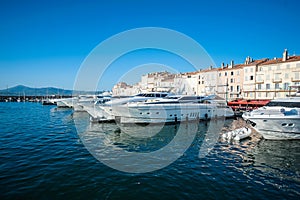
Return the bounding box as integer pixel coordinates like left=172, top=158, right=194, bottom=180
left=221, top=127, right=251, bottom=141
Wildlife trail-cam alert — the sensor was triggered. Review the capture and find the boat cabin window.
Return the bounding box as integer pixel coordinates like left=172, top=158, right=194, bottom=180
left=180, top=96, right=197, bottom=100
left=266, top=101, right=300, bottom=108
left=135, top=93, right=146, bottom=97
left=145, top=93, right=155, bottom=97
left=165, top=96, right=179, bottom=99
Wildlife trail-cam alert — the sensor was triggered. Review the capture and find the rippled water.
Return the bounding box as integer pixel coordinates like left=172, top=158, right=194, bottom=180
left=0, top=102, right=299, bottom=199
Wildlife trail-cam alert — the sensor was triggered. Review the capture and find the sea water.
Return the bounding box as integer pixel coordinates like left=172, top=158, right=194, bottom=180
left=0, top=102, right=299, bottom=199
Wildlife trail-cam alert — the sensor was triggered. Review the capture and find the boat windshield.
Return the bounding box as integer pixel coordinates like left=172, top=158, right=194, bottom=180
left=266, top=101, right=300, bottom=108
left=135, top=93, right=146, bottom=97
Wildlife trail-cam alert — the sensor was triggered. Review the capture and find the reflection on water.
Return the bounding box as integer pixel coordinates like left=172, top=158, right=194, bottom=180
left=251, top=140, right=300, bottom=181
left=1, top=103, right=300, bottom=199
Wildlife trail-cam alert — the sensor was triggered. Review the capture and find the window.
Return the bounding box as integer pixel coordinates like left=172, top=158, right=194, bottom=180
left=283, top=83, right=289, bottom=90
left=257, top=84, right=262, bottom=90
left=274, top=73, right=281, bottom=80
left=295, top=72, right=300, bottom=80
left=266, top=84, right=270, bottom=90
left=231, top=71, right=234, bottom=76
left=250, top=76, right=254, bottom=80
left=257, top=75, right=262, bottom=82
left=285, top=73, right=289, bottom=79
left=276, top=65, right=280, bottom=70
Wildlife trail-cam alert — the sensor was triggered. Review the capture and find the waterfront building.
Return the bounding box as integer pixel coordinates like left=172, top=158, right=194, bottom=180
left=242, top=57, right=268, bottom=99
left=196, top=66, right=218, bottom=96
left=255, top=49, right=300, bottom=99
left=174, top=72, right=198, bottom=95
left=216, top=61, right=244, bottom=101
left=112, top=49, right=300, bottom=100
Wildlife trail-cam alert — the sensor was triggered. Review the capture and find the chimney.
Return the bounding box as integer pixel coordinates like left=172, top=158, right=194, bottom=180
left=245, top=56, right=251, bottom=65
left=283, top=49, right=288, bottom=61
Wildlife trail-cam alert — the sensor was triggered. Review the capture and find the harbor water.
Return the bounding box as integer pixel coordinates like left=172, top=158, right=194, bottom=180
left=0, top=102, right=299, bottom=199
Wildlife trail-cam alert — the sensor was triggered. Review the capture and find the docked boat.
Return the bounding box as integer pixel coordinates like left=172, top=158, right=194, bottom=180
left=49, top=96, right=79, bottom=108
left=112, top=95, right=234, bottom=124
left=86, top=92, right=170, bottom=122
left=221, top=127, right=252, bottom=141
left=42, top=99, right=56, bottom=105
left=79, top=96, right=112, bottom=121
left=242, top=97, right=300, bottom=140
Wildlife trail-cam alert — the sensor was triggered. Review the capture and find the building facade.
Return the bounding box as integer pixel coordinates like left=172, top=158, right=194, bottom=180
left=112, top=49, right=300, bottom=100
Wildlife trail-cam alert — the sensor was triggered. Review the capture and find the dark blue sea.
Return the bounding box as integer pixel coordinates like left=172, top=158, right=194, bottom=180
left=0, top=102, right=299, bottom=199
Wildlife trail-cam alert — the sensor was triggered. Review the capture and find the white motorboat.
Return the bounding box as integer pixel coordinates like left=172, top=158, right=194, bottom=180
left=49, top=97, right=79, bottom=108
left=112, top=95, right=234, bottom=124
left=86, top=92, right=170, bottom=122
left=73, top=95, right=100, bottom=112
left=242, top=97, right=300, bottom=140
left=79, top=96, right=112, bottom=122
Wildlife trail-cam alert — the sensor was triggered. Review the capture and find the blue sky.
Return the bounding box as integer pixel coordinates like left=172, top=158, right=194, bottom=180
left=1, top=0, right=300, bottom=90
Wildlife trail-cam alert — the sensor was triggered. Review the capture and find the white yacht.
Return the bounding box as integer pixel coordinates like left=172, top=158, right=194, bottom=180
left=73, top=95, right=100, bottom=112
left=112, top=95, right=234, bottom=124
left=242, top=97, right=300, bottom=140
left=79, top=96, right=112, bottom=121
left=49, top=97, right=75, bottom=108
left=86, top=92, right=170, bottom=122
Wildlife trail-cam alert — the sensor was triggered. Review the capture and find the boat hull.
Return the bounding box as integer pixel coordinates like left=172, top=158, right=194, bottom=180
left=247, top=117, right=300, bottom=140
left=113, top=103, right=234, bottom=124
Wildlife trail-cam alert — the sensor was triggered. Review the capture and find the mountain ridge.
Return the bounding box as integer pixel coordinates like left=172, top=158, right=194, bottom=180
left=0, top=85, right=104, bottom=96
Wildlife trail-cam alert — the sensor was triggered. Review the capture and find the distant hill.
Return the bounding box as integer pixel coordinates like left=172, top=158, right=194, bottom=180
left=0, top=85, right=74, bottom=96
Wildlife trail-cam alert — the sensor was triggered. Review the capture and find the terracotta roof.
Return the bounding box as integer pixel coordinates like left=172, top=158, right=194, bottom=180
left=218, top=64, right=244, bottom=71
left=259, top=56, right=300, bottom=65
left=198, top=68, right=218, bottom=72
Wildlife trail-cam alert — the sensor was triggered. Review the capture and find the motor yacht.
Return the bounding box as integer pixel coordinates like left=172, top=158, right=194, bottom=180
left=242, top=97, right=300, bottom=140
left=112, top=95, right=234, bottom=124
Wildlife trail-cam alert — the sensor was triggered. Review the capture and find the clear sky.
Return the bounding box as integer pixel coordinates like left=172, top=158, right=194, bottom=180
left=1, top=0, right=300, bottom=90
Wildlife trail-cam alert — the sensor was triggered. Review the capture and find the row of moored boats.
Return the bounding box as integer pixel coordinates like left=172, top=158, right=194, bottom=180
left=50, top=92, right=235, bottom=124
left=49, top=93, right=300, bottom=140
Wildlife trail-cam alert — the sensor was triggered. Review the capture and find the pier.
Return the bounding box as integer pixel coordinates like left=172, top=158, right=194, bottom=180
left=0, top=95, right=73, bottom=102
